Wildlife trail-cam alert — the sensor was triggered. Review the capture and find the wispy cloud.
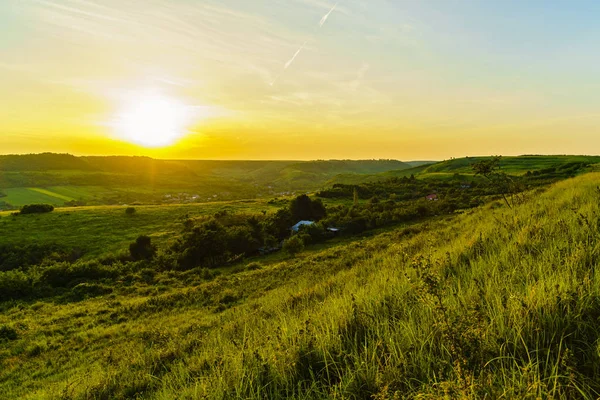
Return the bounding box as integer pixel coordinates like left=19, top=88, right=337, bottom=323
left=319, top=2, right=338, bottom=27
left=284, top=41, right=308, bottom=70
left=271, top=1, right=341, bottom=86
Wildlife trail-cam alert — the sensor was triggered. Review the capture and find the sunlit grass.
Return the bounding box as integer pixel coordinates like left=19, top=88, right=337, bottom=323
left=2, top=173, right=600, bottom=398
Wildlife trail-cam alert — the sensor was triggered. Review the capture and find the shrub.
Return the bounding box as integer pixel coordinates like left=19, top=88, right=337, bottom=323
left=129, top=235, right=157, bottom=261
left=70, top=283, right=113, bottom=301
left=0, top=243, right=79, bottom=272
left=125, top=207, right=136, bottom=215
left=0, top=325, right=18, bottom=342
left=0, top=270, right=33, bottom=301
left=40, top=261, right=118, bottom=288
left=20, top=204, right=54, bottom=214
left=245, top=262, right=263, bottom=271
left=283, top=235, right=304, bottom=256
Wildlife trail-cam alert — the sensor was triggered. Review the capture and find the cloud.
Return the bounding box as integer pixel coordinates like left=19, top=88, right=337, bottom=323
left=284, top=41, right=308, bottom=69
left=270, top=1, right=340, bottom=85
left=319, top=2, right=338, bottom=27
left=348, top=62, right=370, bottom=91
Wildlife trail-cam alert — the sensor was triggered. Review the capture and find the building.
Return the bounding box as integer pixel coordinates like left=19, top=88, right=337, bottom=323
left=290, top=220, right=315, bottom=233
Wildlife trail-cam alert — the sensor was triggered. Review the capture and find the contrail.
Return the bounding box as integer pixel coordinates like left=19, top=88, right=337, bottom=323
left=285, top=40, right=307, bottom=69
left=271, top=2, right=340, bottom=86
left=320, top=2, right=339, bottom=27
left=271, top=40, right=307, bottom=86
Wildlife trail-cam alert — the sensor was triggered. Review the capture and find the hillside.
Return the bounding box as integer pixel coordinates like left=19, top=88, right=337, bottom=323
left=327, top=154, right=600, bottom=186
left=2, top=173, right=600, bottom=398
left=0, top=153, right=95, bottom=171
left=0, top=155, right=412, bottom=209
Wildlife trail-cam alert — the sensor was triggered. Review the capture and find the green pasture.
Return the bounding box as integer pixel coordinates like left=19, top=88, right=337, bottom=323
left=0, top=200, right=280, bottom=257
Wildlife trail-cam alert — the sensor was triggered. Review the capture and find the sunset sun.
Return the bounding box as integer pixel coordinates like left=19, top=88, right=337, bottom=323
left=111, top=91, right=197, bottom=148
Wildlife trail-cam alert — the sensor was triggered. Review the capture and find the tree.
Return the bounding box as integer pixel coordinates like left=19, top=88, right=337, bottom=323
left=290, top=194, right=327, bottom=222
left=175, top=219, right=229, bottom=269
left=129, top=235, right=156, bottom=261
left=472, top=156, right=517, bottom=209
left=290, top=194, right=313, bottom=221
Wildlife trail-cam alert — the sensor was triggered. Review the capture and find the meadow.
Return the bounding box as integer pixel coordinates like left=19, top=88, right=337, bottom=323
left=2, top=170, right=600, bottom=398
left=0, top=200, right=283, bottom=258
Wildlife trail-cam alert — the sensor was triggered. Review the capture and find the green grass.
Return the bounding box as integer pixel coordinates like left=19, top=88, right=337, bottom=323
left=28, top=188, right=74, bottom=202
left=1, top=188, right=69, bottom=207
left=2, top=173, right=600, bottom=398
left=0, top=200, right=281, bottom=257
left=1, top=186, right=112, bottom=208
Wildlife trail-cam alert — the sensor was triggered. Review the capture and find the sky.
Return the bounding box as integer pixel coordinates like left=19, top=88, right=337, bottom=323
left=2, top=0, right=600, bottom=160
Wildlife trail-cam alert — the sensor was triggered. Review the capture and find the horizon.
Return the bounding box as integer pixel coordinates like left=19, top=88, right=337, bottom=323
left=3, top=1, right=600, bottom=159
left=3, top=151, right=600, bottom=163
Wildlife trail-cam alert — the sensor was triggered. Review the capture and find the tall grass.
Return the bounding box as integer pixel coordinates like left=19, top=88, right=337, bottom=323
left=2, top=174, right=600, bottom=399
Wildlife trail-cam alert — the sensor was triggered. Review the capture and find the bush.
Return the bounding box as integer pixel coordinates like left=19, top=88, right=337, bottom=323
left=0, top=243, right=79, bottom=272
left=125, top=207, right=136, bottom=215
left=0, top=270, right=33, bottom=301
left=0, top=325, right=18, bottom=342
left=20, top=204, right=54, bottom=214
left=69, top=283, right=113, bottom=301
left=283, top=235, right=305, bottom=256
left=129, top=236, right=157, bottom=261
left=40, top=261, right=118, bottom=288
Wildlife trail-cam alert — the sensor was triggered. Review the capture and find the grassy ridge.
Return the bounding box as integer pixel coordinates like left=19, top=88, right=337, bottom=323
left=328, top=155, right=600, bottom=186
left=2, top=173, right=600, bottom=398
left=423, top=155, right=600, bottom=174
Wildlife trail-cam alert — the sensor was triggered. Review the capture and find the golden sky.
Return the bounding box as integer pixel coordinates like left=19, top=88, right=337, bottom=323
left=2, top=0, right=600, bottom=160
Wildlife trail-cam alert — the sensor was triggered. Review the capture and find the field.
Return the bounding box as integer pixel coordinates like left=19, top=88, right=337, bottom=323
left=0, top=200, right=284, bottom=257
left=2, top=171, right=600, bottom=398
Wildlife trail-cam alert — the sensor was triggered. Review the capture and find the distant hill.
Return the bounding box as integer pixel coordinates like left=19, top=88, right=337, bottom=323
left=423, top=155, right=600, bottom=175
left=0, top=155, right=412, bottom=206
left=0, top=153, right=95, bottom=171
left=327, top=155, right=600, bottom=185
left=83, top=156, right=197, bottom=176
left=405, top=161, right=437, bottom=168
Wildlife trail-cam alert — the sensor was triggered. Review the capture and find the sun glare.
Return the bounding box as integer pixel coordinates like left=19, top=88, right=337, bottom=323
left=111, top=91, right=197, bottom=148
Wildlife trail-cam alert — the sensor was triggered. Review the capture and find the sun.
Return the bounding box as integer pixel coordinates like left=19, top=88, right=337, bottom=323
left=111, top=90, right=197, bottom=148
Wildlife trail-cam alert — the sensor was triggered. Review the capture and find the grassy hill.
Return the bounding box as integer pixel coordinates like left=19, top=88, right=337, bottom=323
left=327, top=154, right=600, bottom=186
left=423, top=155, right=600, bottom=174
left=2, top=172, right=600, bottom=398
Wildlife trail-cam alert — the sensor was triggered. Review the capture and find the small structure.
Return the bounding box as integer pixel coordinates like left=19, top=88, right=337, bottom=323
left=426, top=194, right=438, bottom=201
left=327, top=227, right=340, bottom=237
left=290, top=220, right=315, bottom=233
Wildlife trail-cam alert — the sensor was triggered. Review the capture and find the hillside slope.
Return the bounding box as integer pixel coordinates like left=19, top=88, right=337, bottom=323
left=327, top=154, right=600, bottom=185
left=2, top=173, right=600, bottom=398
